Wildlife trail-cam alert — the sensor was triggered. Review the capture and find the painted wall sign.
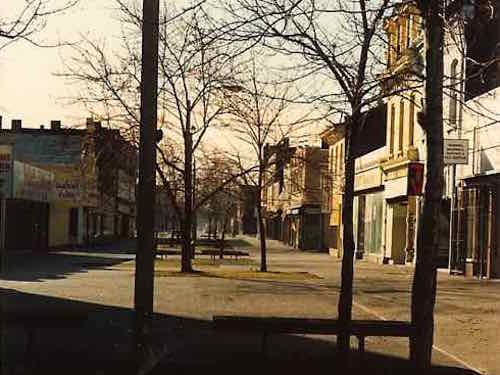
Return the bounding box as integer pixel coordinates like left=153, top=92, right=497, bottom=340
left=444, top=139, right=469, bottom=165
left=13, top=161, right=55, bottom=202
left=0, top=133, right=81, bottom=165
left=355, top=166, right=383, bottom=192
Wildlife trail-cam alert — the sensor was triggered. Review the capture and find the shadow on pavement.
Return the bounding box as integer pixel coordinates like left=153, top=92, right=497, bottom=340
left=0, top=252, right=133, bottom=282
left=0, top=288, right=480, bottom=375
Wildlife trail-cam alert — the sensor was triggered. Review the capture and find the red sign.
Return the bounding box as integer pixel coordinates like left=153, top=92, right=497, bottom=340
left=407, top=163, right=424, bottom=196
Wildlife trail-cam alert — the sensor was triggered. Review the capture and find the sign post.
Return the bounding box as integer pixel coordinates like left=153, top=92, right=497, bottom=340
left=444, top=138, right=469, bottom=274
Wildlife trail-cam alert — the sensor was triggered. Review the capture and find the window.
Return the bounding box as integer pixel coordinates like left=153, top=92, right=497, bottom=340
left=336, top=145, right=340, bottom=176
left=396, top=22, right=402, bottom=56
left=399, top=100, right=405, bottom=152
left=406, top=15, right=412, bottom=48
left=411, top=15, right=421, bottom=41
left=332, top=147, right=337, bottom=177
left=389, top=104, right=396, bottom=155
left=449, top=59, right=459, bottom=127
left=339, top=143, right=344, bottom=174
left=387, top=40, right=392, bottom=67
left=409, top=94, right=415, bottom=146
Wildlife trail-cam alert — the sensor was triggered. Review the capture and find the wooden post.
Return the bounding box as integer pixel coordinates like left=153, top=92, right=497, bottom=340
left=486, top=187, right=494, bottom=279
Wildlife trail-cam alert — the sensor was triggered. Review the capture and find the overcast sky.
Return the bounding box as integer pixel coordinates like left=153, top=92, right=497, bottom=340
left=0, top=0, right=122, bottom=129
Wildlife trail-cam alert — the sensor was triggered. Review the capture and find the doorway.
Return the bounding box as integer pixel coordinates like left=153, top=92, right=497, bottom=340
left=387, top=201, right=408, bottom=264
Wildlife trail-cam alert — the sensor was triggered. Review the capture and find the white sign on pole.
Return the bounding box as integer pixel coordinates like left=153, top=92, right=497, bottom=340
left=444, top=139, right=469, bottom=165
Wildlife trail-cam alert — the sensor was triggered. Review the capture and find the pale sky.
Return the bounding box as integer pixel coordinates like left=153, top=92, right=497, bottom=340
left=0, top=0, right=327, bottom=148
left=0, top=0, right=122, bottom=129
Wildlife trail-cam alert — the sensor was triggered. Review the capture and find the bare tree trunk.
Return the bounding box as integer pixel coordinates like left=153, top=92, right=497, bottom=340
left=410, top=0, right=444, bottom=369
left=219, top=212, right=229, bottom=259
left=257, top=165, right=267, bottom=272
left=192, top=158, right=197, bottom=259
left=182, top=133, right=194, bottom=273
left=337, top=120, right=357, bottom=361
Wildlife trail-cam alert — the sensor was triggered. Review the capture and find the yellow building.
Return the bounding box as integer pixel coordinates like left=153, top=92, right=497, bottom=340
left=378, top=4, right=428, bottom=265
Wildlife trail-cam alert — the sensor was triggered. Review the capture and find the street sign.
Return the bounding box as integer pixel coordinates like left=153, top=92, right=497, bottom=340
left=407, top=163, right=424, bottom=196
left=444, top=139, right=469, bottom=165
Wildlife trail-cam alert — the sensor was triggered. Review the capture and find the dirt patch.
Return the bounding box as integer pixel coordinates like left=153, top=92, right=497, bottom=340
left=154, top=269, right=322, bottom=282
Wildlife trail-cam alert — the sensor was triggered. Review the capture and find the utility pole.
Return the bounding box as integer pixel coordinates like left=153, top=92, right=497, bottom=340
left=134, top=0, right=159, bottom=363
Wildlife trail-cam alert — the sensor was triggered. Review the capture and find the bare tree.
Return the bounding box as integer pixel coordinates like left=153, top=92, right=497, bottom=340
left=60, top=1, right=242, bottom=273
left=0, top=0, right=79, bottom=50
left=196, top=152, right=241, bottom=257
left=220, top=0, right=397, bottom=357
left=221, top=57, right=312, bottom=272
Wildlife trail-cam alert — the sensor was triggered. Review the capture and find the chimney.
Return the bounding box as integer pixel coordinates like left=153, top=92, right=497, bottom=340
left=50, top=120, right=61, bottom=130
left=86, top=117, right=96, bottom=132
left=12, top=119, right=22, bottom=131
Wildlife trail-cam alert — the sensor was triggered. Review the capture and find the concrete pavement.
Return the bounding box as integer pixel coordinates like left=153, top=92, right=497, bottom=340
left=0, top=237, right=497, bottom=374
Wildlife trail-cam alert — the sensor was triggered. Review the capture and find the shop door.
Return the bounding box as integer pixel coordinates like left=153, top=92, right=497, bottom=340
left=390, top=202, right=408, bottom=264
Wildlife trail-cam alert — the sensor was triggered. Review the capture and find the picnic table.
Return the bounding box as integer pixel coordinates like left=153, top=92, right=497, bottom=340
left=155, top=248, right=249, bottom=260
left=200, top=249, right=249, bottom=260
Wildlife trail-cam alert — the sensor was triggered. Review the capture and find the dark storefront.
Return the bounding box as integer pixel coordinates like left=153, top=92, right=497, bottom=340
left=4, top=199, right=49, bottom=251
left=284, top=205, right=329, bottom=251
left=451, top=176, right=500, bottom=278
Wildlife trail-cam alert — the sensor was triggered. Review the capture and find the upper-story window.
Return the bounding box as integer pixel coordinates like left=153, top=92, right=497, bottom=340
left=399, top=99, right=405, bottom=152
left=332, top=146, right=337, bottom=177
left=411, top=14, right=422, bottom=41
left=339, top=143, right=344, bottom=174
left=409, top=94, right=415, bottom=146
left=389, top=104, right=396, bottom=155
left=396, top=22, right=402, bottom=56
left=388, top=31, right=397, bottom=67
left=406, top=15, right=412, bottom=48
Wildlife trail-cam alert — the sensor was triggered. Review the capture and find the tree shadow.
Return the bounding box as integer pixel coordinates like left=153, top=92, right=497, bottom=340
left=0, top=252, right=133, bottom=282
left=0, top=288, right=481, bottom=375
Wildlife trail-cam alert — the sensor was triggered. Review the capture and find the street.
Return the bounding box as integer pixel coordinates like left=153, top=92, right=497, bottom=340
left=1, top=237, right=498, bottom=374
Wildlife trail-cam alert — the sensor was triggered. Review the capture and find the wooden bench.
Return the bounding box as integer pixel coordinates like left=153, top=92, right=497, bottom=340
left=157, top=238, right=183, bottom=246
left=213, top=316, right=415, bottom=356
left=3, top=309, right=88, bottom=362
left=201, top=249, right=250, bottom=260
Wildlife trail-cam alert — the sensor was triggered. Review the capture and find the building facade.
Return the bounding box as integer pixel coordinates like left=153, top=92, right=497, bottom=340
left=319, top=0, right=500, bottom=278
left=0, top=117, right=137, bottom=250
left=262, top=141, right=332, bottom=251
left=447, top=0, right=500, bottom=278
